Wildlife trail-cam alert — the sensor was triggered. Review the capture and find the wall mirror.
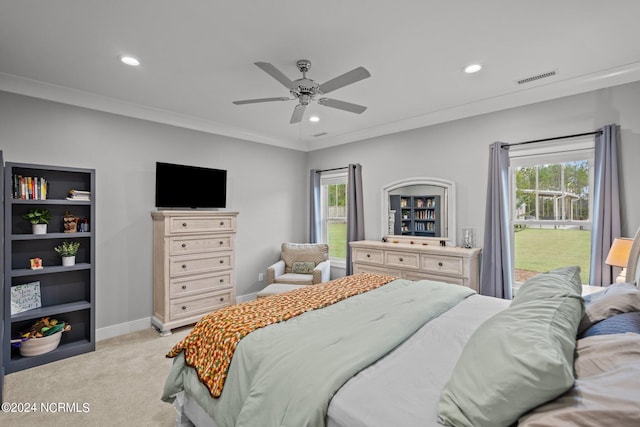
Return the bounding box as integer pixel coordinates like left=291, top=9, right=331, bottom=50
left=381, top=177, right=456, bottom=246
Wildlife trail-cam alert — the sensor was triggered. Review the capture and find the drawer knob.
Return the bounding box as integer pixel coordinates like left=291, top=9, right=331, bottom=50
left=220, top=221, right=224, bottom=226
left=181, top=243, right=186, bottom=248
left=366, top=254, right=371, bottom=258
left=182, top=222, right=187, bottom=227
left=219, top=260, right=224, bottom=264
left=219, top=278, right=224, bottom=283
left=219, top=297, right=225, bottom=302
left=182, top=264, right=187, bottom=269
left=181, top=285, right=187, bottom=290
left=399, top=257, right=404, bottom=262
left=219, top=241, right=224, bottom=245
left=181, top=305, right=187, bottom=310
left=438, top=262, right=443, bottom=267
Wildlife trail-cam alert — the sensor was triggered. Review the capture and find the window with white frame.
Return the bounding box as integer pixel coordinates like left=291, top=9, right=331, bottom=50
left=320, top=171, right=348, bottom=267
left=509, top=137, right=595, bottom=285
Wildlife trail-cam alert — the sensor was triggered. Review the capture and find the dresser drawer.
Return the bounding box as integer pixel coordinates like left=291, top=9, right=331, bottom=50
left=385, top=251, right=420, bottom=269
left=170, top=290, right=232, bottom=320
left=169, top=235, right=232, bottom=255
left=169, top=216, right=235, bottom=234
left=353, top=263, right=401, bottom=277
left=169, top=253, right=233, bottom=277
left=170, top=272, right=232, bottom=298
left=352, top=248, right=384, bottom=264
left=421, top=254, right=463, bottom=276
left=403, top=270, right=465, bottom=285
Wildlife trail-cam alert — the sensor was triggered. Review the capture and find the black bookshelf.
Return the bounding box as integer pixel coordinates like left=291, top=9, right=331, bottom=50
left=3, top=162, right=95, bottom=374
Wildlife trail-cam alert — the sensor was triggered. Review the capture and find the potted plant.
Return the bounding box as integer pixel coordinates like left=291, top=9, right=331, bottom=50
left=54, top=240, right=80, bottom=266
left=22, top=208, right=52, bottom=234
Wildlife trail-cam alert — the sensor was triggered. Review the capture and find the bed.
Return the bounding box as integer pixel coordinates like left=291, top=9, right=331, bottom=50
left=161, top=228, right=640, bottom=427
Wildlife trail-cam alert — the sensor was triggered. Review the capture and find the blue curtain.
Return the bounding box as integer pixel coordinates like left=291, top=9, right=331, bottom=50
left=346, top=164, right=364, bottom=275
left=309, top=169, right=321, bottom=243
left=589, top=124, right=621, bottom=286
left=480, top=142, right=513, bottom=299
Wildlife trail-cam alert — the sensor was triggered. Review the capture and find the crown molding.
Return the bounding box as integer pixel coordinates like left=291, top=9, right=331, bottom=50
left=3, top=61, right=640, bottom=153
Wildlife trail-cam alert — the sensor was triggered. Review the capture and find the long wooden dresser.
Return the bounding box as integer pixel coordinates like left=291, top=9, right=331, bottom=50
left=151, top=211, right=238, bottom=335
left=350, top=240, right=481, bottom=291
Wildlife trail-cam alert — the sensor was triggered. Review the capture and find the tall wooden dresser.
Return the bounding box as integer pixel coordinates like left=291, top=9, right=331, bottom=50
left=151, top=211, right=238, bottom=335
left=350, top=240, right=481, bottom=292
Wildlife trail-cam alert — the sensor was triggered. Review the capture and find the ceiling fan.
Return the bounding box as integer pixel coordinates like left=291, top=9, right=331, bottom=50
left=233, top=59, right=371, bottom=124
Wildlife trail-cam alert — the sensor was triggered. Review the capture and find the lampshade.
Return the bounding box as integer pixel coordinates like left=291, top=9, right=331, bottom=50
left=605, top=238, right=633, bottom=268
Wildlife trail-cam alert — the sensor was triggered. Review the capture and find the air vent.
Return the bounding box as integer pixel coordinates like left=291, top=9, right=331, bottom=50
left=516, top=69, right=557, bottom=85
left=313, top=132, right=328, bottom=137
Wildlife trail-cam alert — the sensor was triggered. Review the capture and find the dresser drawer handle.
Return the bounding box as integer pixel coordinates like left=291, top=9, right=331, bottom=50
left=220, top=221, right=224, bottom=226
left=219, top=241, right=224, bottom=245
left=219, top=278, right=224, bottom=283
left=438, top=262, right=443, bottom=267
left=182, top=264, right=187, bottom=269
left=181, top=305, right=187, bottom=310
left=399, top=257, right=404, bottom=262
left=181, top=243, right=187, bottom=248
left=366, top=254, right=371, bottom=258
left=181, top=285, right=187, bottom=290
left=219, top=297, right=225, bottom=302
left=182, top=222, right=187, bottom=227
left=220, top=260, right=225, bottom=264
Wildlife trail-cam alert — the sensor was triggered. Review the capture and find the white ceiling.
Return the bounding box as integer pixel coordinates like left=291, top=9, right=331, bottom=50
left=1, top=1, right=640, bottom=152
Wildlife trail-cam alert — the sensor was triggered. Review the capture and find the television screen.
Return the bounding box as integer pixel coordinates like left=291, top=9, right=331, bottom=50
left=155, top=162, right=227, bottom=208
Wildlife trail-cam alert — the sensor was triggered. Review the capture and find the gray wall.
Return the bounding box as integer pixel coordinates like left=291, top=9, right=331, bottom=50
left=307, top=81, right=640, bottom=276
left=0, top=91, right=307, bottom=333
left=2, top=81, right=639, bottom=333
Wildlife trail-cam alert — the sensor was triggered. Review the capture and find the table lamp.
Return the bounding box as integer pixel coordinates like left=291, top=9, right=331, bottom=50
left=605, top=237, right=633, bottom=283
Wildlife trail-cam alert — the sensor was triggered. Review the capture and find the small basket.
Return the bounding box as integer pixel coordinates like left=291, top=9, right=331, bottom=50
left=19, top=331, right=62, bottom=357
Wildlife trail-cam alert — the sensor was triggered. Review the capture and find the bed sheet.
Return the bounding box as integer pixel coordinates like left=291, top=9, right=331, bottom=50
left=327, top=294, right=509, bottom=427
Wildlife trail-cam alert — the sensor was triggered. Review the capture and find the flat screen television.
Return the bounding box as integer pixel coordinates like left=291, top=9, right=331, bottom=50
left=155, top=162, right=227, bottom=209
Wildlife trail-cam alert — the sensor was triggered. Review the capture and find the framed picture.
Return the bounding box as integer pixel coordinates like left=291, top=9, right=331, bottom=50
left=11, top=281, right=42, bottom=315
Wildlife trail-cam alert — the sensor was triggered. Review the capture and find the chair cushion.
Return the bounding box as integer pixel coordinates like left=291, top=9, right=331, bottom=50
left=275, top=273, right=314, bottom=286
left=281, top=243, right=328, bottom=273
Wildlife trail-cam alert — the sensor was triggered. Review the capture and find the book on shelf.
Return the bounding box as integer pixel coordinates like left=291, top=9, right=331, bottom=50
left=12, top=175, right=47, bottom=200
left=66, top=189, right=91, bottom=201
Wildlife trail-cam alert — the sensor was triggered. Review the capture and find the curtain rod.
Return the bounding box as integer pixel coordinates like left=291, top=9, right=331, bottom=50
left=508, top=130, right=602, bottom=147
left=315, top=166, right=348, bottom=173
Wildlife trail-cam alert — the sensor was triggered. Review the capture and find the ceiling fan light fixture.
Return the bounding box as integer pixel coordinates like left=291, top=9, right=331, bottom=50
left=464, top=64, right=482, bottom=74
left=309, top=115, right=320, bottom=122
left=119, top=55, right=140, bottom=66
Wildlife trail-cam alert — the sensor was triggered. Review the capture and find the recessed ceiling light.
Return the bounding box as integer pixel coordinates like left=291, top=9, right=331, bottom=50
left=309, top=115, right=320, bottom=122
left=119, top=56, right=140, bottom=66
left=464, top=64, right=482, bottom=74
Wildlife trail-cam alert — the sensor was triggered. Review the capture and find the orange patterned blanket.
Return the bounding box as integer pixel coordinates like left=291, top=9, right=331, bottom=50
left=166, top=273, right=396, bottom=397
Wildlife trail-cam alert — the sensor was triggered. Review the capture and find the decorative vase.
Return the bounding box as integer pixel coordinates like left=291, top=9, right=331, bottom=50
left=32, top=224, right=47, bottom=235
left=62, top=256, right=76, bottom=267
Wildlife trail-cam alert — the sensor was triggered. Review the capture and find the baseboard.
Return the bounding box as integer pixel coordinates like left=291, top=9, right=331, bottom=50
left=96, top=317, right=152, bottom=341
left=96, top=293, right=257, bottom=341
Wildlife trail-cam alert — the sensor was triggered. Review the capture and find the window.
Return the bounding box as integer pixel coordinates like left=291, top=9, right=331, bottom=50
left=320, top=171, right=348, bottom=267
left=509, top=137, right=595, bottom=285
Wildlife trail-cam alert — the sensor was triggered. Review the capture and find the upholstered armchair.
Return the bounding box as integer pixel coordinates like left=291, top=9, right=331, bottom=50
left=267, top=243, right=331, bottom=286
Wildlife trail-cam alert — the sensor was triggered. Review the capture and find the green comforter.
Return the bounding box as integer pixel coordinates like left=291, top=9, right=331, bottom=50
left=162, top=278, right=474, bottom=427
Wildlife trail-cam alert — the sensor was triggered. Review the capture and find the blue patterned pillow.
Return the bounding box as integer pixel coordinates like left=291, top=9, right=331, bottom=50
left=581, top=311, right=640, bottom=338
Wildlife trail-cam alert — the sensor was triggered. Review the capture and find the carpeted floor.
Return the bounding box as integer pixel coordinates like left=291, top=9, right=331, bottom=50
left=2, top=325, right=192, bottom=427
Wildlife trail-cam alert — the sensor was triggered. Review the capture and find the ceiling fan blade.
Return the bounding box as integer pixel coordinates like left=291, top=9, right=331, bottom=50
left=318, top=98, right=367, bottom=114
left=255, top=62, right=296, bottom=90
left=318, top=66, right=371, bottom=94
left=290, top=104, right=306, bottom=124
left=232, top=97, right=289, bottom=105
